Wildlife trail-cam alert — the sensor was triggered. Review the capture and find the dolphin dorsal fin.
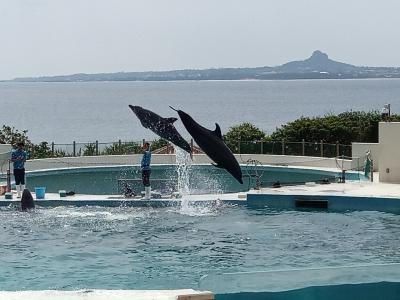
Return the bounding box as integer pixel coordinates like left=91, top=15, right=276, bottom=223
left=214, top=123, right=223, bottom=140
left=164, top=117, right=178, bottom=124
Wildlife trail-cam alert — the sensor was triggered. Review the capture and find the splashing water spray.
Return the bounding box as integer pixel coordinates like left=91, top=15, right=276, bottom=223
left=175, top=147, right=192, bottom=212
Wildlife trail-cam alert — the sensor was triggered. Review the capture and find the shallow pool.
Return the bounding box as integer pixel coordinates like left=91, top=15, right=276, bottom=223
left=25, top=164, right=364, bottom=195
left=0, top=204, right=398, bottom=291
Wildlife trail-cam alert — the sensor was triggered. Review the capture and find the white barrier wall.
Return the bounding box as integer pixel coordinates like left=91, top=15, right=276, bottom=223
left=25, top=154, right=351, bottom=171
left=0, top=289, right=214, bottom=300
left=0, top=144, right=11, bottom=154
left=379, top=122, right=400, bottom=183
left=351, top=142, right=380, bottom=171
left=0, top=144, right=12, bottom=174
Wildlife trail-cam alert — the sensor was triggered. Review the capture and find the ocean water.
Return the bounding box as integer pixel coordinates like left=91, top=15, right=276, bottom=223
left=0, top=79, right=399, bottom=143
left=0, top=205, right=399, bottom=290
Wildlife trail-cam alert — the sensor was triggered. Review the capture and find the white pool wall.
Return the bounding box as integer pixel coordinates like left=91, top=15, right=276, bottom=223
left=25, top=154, right=352, bottom=172
left=0, top=289, right=214, bottom=300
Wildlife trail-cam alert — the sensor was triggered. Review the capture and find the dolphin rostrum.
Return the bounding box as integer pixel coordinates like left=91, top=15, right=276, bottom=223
left=170, top=107, right=243, bottom=184
left=129, top=105, right=192, bottom=155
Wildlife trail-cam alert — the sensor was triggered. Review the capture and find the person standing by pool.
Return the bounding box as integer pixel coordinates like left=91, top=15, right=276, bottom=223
left=11, top=142, right=27, bottom=198
left=141, top=142, right=152, bottom=199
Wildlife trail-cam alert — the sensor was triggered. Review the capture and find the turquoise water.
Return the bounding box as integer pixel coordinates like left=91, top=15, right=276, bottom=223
left=25, top=165, right=363, bottom=195
left=215, top=282, right=400, bottom=300
left=0, top=205, right=399, bottom=291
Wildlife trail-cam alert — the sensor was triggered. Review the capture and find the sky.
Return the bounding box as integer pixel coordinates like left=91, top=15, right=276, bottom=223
left=1, top=0, right=400, bottom=80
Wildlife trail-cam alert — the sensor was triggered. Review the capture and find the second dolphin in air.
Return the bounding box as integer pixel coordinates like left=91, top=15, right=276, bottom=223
left=129, top=105, right=192, bottom=155
left=170, top=107, right=243, bottom=184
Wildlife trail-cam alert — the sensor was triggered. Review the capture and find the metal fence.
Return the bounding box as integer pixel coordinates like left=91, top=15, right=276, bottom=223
left=27, top=139, right=352, bottom=159
left=233, top=140, right=352, bottom=158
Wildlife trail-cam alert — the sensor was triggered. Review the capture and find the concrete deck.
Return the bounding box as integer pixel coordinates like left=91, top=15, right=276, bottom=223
left=0, top=289, right=214, bottom=300
left=247, top=181, right=400, bottom=213
left=249, top=181, right=400, bottom=199
left=1, top=181, right=400, bottom=212
left=0, top=191, right=246, bottom=207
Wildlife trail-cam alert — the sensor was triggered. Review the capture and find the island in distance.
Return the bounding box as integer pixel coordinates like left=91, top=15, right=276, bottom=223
left=12, top=50, right=400, bottom=82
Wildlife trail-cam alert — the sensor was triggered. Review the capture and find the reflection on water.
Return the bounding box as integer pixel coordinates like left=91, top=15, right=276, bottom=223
left=0, top=206, right=399, bottom=291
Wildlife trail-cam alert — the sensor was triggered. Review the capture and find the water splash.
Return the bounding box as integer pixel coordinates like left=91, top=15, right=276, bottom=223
left=175, top=147, right=192, bottom=212
left=174, top=147, right=224, bottom=216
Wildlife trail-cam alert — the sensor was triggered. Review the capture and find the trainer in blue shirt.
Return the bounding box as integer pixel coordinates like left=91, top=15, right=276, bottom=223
left=141, top=142, right=152, bottom=199
left=11, top=142, right=27, bottom=198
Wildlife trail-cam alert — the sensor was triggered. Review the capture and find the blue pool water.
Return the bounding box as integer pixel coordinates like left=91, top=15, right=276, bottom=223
left=0, top=205, right=399, bottom=291
left=25, top=165, right=364, bottom=195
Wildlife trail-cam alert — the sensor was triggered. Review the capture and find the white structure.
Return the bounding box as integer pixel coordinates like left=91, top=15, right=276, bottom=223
left=0, top=144, right=12, bottom=175
left=352, top=142, right=379, bottom=171
left=24, top=154, right=352, bottom=172
left=0, top=144, right=11, bottom=154
left=379, top=122, right=400, bottom=183
left=352, top=122, right=400, bottom=183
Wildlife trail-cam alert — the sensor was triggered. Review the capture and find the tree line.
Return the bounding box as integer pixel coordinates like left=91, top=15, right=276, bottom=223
left=1, top=111, right=397, bottom=159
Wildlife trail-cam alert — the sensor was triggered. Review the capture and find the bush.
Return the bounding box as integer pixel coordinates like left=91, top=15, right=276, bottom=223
left=150, top=138, right=169, bottom=151
left=224, top=122, right=265, bottom=153
left=270, top=111, right=400, bottom=144
left=102, top=141, right=142, bottom=155
left=83, top=143, right=97, bottom=156
left=0, top=125, right=32, bottom=148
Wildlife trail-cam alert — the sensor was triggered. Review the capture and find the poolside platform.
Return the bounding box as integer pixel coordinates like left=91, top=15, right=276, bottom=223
left=0, top=289, right=214, bottom=300
left=247, top=181, right=400, bottom=213
left=1, top=181, right=400, bottom=212
left=0, top=191, right=246, bottom=208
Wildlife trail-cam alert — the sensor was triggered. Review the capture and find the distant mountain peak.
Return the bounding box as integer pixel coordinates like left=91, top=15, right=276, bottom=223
left=309, top=50, right=329, bottom=61
left=277, top=50, right=356, bottom=73
left=11, top=50, right=400, bottom=82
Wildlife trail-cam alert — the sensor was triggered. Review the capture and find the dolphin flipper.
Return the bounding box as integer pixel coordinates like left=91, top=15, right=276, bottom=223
left=211, top=163, right=224, bottom=169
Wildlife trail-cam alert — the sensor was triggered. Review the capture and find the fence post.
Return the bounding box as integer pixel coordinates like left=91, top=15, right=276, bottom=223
left=302, top=139, right=305, bottom=156
left=73, top=141, right=76, bottom=157
left=260, top=140, right=263, bottom=154
left=281, top=140, right=285, bottom=155
left=29, top=145, right=34, bottom=159
left=6, top=167, right=11, bottom=192
left=238, top=138, right=241, bottom=154
left=336, top=141, right=340, bottom=157
left=370, top=159, right=374, bottom=182
left=95, top=140, right=99, bottom=156
left=142, top=139, right=145, bottom=146
left=320, top=140, right=324, bottom=157
left=190, top=138, right=194, bottom=153
left=51, top=142, right=54, bottom=157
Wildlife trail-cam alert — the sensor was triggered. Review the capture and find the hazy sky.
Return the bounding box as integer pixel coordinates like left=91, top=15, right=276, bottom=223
left=1, top=0, right=400, bottom=80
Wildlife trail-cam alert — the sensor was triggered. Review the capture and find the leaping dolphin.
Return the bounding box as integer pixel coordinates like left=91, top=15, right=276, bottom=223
left=128, top=105, right=192, bottom=155
left=170, top=107, right=243, bottom=184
